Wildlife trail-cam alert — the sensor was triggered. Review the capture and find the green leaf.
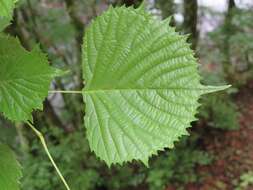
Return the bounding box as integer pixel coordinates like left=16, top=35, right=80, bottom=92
left=0, top=35, right=60, bottom=122
left=0, top=0, right=17, bottom=31
left=0, top=0, right=17, bottom=18
left=0, top=17, right=10, bottom=31
left=82, top=6, right=230, bottom=166
left=0, top=143, right=22, bottom=190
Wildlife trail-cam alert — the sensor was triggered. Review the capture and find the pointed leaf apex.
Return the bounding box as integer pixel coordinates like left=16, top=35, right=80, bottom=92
left=137, top=0, right=146, bottom=11
left=163, top=16, right=172, bottom=25
left=141, top=158, right=149, bottom=167
left=53, top=69, right=70, bottom=77
left=108, top=4, right=114, bottom=10
left=200, top=85, right=231, bottom=95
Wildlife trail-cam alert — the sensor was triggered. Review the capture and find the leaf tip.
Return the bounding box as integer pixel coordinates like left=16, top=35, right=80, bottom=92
left=137, top=0, right=146, bottom=11
left=162, top=16, right=172, bottom=25
left=200, top=84, right=231, bottom=95
left=141, top=157, right=149, bottom=167
left=53, top=68, right=70, bottom=77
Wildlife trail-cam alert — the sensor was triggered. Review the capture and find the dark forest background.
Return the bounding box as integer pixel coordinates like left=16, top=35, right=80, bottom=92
left=1, top=0, right=253, bottom=189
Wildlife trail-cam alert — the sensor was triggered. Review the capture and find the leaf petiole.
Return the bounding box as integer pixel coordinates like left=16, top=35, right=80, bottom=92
left=48, top=90, right=82, bottom=94
left=26, top=122, right=71, bottom=190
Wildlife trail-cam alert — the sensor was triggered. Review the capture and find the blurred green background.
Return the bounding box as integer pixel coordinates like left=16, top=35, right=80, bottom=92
left=1, top=0, right=253, bottom=189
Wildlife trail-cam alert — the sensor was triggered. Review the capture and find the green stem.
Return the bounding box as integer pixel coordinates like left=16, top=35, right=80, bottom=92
left=26, top=122, right=71, bottom=190
left=48, top=90, right=82, bottom=94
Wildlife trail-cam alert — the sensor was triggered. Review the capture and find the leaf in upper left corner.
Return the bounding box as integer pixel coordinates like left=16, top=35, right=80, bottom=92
left=0, top=35, right=61, bottom=122
left=0, top=143, right=22, bottom=190
left=0, top=0, right=18, bottom=31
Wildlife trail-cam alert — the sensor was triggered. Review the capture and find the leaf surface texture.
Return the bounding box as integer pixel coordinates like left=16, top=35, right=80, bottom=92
left=0, top=35, right=60, bottom=122
left=0, top=143, right=22, bottom=190
left=82, top=6, right=229, bottom=166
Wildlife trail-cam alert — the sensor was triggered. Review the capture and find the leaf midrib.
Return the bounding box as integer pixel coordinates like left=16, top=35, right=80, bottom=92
left=84, top=87, right=203, bottom=93
left=84, top=85, right=230, bottom=94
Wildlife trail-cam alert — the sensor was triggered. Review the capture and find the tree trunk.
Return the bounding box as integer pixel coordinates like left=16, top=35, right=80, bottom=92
left=183, top=0, right=198, bottom=50
left=64, top=0, right=84, bottom=44
left=223, top=0, right=236, bottom=80
left=116, top=0, right=142, bottom=7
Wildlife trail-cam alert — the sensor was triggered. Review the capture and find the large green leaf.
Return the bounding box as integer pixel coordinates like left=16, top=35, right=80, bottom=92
left=0, top=143, right=22, bottom=190
left=0, top=0, right=17, bottom=31
left=82, top=6, right=230, bottom=166
left=0, top=35, right=61, bottom=122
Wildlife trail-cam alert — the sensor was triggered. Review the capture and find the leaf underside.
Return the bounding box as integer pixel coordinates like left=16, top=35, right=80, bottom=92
left=82, top=6, right=230, bottom=166
left=0, top=35, right=60, bottom=122
left=0, top=143, right=22, bottom=190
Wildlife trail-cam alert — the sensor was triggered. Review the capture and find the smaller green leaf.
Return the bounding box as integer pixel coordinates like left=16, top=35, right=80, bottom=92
left=0, top=35, right=61, bottom=122
left=0, top=143, right=22, bottom=190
